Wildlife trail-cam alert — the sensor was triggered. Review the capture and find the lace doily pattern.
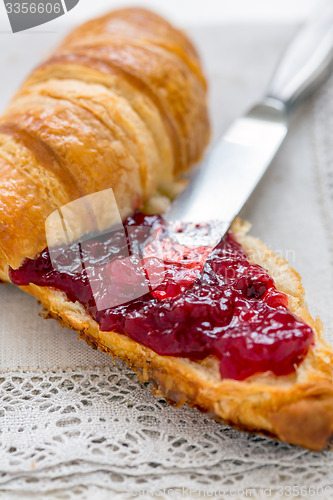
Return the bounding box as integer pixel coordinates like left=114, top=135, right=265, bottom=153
left=1, top=362, right=333, bottom=499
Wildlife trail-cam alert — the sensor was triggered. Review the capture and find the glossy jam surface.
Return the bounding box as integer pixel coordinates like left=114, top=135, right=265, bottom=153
left=10, top=212, right=314, bottom=380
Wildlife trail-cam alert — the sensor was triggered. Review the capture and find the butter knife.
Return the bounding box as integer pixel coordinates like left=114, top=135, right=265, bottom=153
left=164, top=1, right=333, bottom=248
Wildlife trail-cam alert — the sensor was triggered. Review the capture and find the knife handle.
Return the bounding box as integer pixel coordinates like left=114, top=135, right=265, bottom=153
left=266, top=0, right=333, bottom=112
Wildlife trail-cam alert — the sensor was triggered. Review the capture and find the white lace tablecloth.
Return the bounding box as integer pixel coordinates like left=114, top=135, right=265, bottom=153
left=1, top=22, right=333, bottom=500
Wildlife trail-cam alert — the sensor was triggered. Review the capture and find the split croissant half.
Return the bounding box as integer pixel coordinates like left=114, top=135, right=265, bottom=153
left=1, top=8, right=333, bottom=451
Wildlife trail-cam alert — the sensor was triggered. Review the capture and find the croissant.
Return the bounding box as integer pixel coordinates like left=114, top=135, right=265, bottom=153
left=1, top=7, right=333, bottom=451
left=0, top=7, right=209, bottom=275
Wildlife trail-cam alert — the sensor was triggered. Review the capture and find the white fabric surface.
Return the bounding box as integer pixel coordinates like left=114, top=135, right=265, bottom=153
left=0, top=22, right=333, bottom=499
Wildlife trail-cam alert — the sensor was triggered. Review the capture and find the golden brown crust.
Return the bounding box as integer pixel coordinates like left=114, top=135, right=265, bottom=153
left=17, top=220, right=333, bottom=451
left=0, top=7, right=209, bottom=273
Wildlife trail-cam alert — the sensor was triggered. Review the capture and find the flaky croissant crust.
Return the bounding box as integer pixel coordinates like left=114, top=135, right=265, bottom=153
left=0, top=7, right=209, bottom=275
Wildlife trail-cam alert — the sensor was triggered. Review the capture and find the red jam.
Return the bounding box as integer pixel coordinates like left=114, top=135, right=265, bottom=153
left=9, top=212, right=314, bottom=380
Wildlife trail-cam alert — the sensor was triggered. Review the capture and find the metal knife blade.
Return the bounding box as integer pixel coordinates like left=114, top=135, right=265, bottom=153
left=163, top=0, right=333, bottom=249
left=164, top=102, right=287, bottom=247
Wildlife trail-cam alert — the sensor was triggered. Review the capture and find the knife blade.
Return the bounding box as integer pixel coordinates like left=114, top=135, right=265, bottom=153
left=164, top=0, right=333, bottom=248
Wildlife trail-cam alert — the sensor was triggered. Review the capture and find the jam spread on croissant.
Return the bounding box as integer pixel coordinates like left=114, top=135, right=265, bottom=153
left=10, top=212, right=314, bottom=380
